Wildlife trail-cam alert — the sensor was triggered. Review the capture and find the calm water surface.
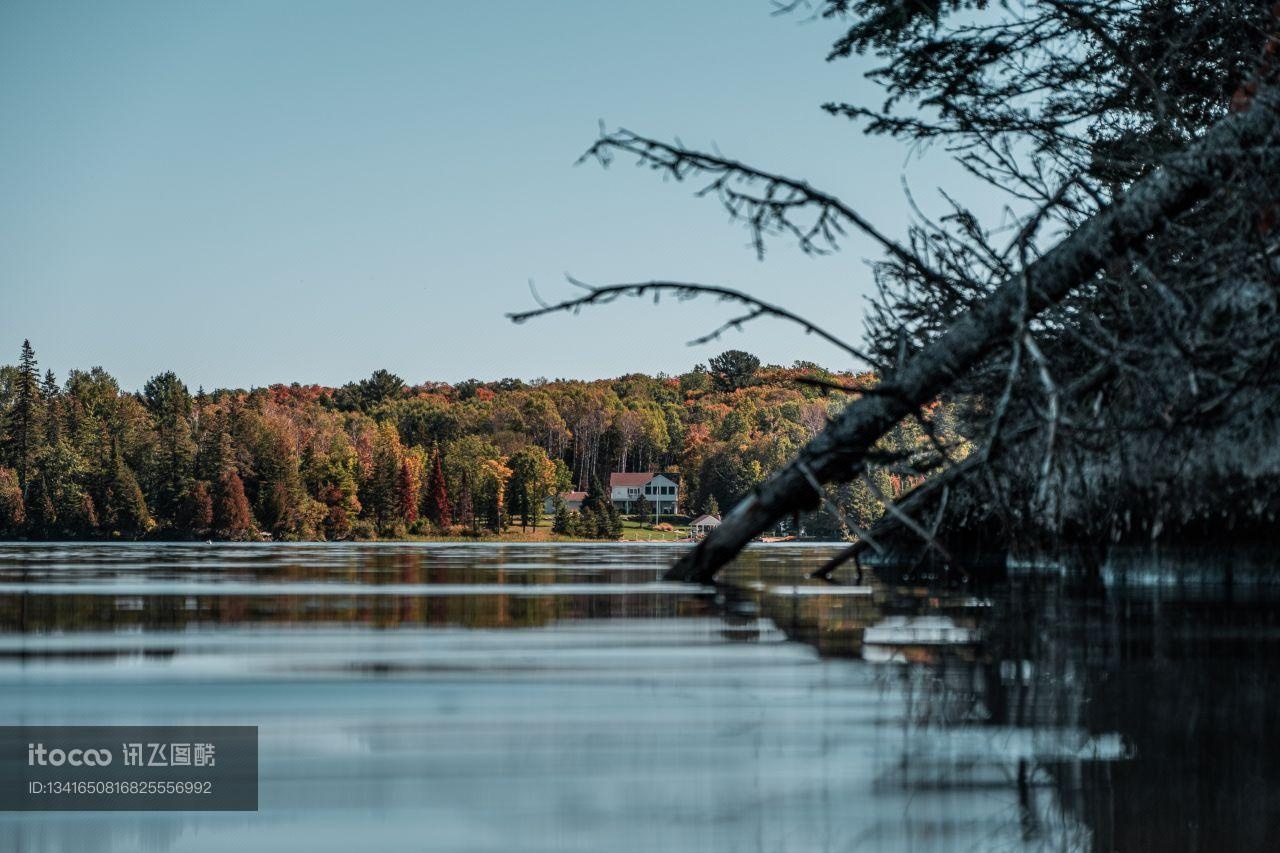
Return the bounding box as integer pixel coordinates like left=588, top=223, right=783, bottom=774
left=0, top=542, right=1276, bottom=852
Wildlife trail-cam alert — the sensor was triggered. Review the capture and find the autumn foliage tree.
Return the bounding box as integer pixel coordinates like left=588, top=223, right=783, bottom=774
left=478, top=458, right=512, bottom=533
left=178, top=480, right=214, bottom=533
left=0, top=467, right=25, bottom=533
left=213, top=470, right=254, bottom=540
left=306, top=435, right=362, bottom=540
left=423, top=449, right=451, bottom=529
left=396, top=452, right=423, bottom=528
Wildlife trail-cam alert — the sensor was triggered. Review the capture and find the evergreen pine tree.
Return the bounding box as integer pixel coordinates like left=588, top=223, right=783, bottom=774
left=577, top=506, right=596, bottom=539
left=142, top=371, right=195, bottom=527
left=4, top=340, right=43, bottom=493
left=310, top=450, right=361, bottom=540
left=632, top=493, right=653, bottom=526
left=581, top=475, right=611, bottom=516
left=365, top=421, right=402, bottom=530
left=484, top=490, right=503, bottom=533
left=69, top=491, right=98, bottom=534
left=551, top=497, right=572, bottom=536
left=34, top=438, right=91, bottom=536
left=40, top=370, right=59, bottom=400
left=105, top=455, right=152, bottom=537
left=26, top=476, right=56, bottom=535
left=603, top=502, right=623, bottom=539
left=41, top=370, right=61, bottom=445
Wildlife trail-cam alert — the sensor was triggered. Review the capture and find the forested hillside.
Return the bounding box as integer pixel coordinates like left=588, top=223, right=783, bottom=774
left=0, top=341, right=959, bottom=540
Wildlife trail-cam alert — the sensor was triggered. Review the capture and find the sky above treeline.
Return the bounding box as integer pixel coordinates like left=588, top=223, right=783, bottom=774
left=1, top=0, right=975, bottom=391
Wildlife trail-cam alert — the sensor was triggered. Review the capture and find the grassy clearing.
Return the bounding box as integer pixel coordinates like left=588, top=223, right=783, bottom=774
left=619, top=519, right=689, bottom=542
left=384, top=515, right=693, bottom=543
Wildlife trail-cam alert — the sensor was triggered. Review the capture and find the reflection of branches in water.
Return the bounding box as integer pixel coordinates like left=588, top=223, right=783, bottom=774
left=877, top=656, right=1095, bottom=852
left=861, top=577, right=1114, bottom=851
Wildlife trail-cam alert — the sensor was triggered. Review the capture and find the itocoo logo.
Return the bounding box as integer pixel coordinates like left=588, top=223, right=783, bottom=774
left=27, top=743, right=113, bottom=767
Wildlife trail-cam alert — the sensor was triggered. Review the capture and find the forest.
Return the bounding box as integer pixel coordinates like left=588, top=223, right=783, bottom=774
left=0, top=341, right=953, bottom=541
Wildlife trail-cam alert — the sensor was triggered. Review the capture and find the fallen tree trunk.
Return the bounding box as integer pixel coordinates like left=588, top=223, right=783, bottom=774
left=809, top=450, right=985, bottom=581
left=810, top=361, right=1117, bottom=580
left=666, top=91, right=1280, bottom=583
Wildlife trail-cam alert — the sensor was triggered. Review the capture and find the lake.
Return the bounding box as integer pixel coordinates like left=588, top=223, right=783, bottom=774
left=0, top=542, right=1276, bottom=852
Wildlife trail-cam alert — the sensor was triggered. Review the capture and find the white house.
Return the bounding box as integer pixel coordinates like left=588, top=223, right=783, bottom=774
left=689, top=514, right=721, bottom=537
left=610, top=472, right=679, bottom=516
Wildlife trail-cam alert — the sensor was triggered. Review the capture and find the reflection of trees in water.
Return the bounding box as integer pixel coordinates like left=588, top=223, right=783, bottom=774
left=0, top=544, right=713, bottom=634
left=874, top=576, right=1280, bottom=853
left=7, top=545, right=1280, bottom=852
left=876, top=661, right=1095, bottom=853
left=744, top=567, right=1095, bottom=849
left=0, top=589, right=714, bottom=635
left=1062, top=586, right=1280, bottom=853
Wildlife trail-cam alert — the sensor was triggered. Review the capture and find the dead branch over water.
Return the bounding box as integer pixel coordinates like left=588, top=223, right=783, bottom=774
left=514, top=2, right=1280, bottom=582
left=666, top=93, right=1280, bottom=582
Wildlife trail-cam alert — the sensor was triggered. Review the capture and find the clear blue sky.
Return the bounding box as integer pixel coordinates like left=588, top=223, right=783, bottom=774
left=1, top=0, right=976, bottom=390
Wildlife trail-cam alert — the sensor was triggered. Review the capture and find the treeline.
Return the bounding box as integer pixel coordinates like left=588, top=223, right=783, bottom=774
left=0, top=341, right=957, bottom=540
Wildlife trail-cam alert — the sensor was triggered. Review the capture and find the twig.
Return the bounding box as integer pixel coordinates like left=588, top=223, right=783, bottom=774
left=509, top=278, right=880, bottom=367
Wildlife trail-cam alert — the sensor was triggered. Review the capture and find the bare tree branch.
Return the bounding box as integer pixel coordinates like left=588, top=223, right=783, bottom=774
left=509, top=278, right=881, bottom=367
left=580, top=129, right=961, bottom=291
left=810, top=359, right=1116, bottom=580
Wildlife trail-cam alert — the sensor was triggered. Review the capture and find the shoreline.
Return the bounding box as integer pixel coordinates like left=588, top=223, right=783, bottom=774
left=0, top=534, right=831, bottom=546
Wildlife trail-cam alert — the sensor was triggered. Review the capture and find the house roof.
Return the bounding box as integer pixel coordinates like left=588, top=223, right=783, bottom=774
left=610, top=472, right=655, bottom=488
left=559, top=491, right=588, bottom=502
left=690, top=514, right=722, bottom=526
left=609, top=472, right=680, bottom=488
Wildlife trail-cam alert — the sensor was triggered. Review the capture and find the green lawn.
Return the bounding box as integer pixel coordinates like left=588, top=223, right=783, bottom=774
left=530, top=514, right=693, bottom=541
left=618, top=518, right=690, bottom=541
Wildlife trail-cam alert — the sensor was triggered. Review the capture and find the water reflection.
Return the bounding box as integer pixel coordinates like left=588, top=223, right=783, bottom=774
left=0, top=543, right=705, bottom=635
left=750, top=562, right=1280, bottom=853
left=0, top=543, right=1276, bottom=852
